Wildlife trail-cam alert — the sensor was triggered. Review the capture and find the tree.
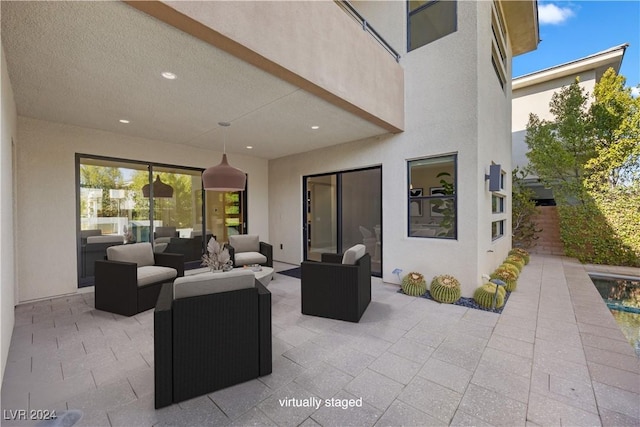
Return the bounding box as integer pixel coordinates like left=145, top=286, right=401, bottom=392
left=511, top=167, right=540, bottom=249
left=525, top=77, right=594, bottom=204
left=586, top=68, right=640, bottom=191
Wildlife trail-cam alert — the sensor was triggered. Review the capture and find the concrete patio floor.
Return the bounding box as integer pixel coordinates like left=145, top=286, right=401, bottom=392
left=1, top=254, right=639, bottom=426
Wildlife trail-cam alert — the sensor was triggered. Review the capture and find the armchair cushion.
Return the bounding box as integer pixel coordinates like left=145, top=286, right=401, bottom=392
left=228, top=235, right=260, bottom=253
left=342, top=244, right=366, bottom=265
left=107, top=242, right=155, bottom=267
left=138, top=266, right=178, bottom=287
left=155, top=226, right=177, bottom=238
left=235, top=252, right=268, bottom=266
left=87, top=235, right=123, bottom=244
left=173, top=270, right=255, bottom=299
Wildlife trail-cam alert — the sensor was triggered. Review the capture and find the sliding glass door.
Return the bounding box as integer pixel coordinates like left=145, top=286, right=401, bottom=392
left=304, top=166, right=382, bottom=276
left=76, top=155, right=245, bottom=287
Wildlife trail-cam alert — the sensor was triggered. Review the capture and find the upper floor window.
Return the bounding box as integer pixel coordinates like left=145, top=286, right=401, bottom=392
left=408, top=1, right=457, bottom=52
left=491, top=1, right=507, bottom=90
left=408, top=154, right=457, bottom=239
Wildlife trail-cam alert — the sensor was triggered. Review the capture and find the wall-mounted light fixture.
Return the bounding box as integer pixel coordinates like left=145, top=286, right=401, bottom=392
left=485, top=164, right=502, bottom=192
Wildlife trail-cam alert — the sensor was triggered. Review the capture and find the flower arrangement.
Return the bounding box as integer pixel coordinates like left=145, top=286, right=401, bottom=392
left=430, top=275, right=461, bottom=304
left=201, top=237, right=233, bottom=272
left=401, top=272, right=427, bottom=296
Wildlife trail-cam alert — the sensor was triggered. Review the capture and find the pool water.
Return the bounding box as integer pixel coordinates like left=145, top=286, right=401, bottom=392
left=589, top=274, right=640, bottom=357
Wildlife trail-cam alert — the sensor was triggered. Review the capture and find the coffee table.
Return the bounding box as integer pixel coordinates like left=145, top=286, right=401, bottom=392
left=185, top=266, right=274, bottom=286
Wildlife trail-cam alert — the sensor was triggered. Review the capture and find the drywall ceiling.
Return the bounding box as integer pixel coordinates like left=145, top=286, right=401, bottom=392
left=1, top=1, right=389, bottom=159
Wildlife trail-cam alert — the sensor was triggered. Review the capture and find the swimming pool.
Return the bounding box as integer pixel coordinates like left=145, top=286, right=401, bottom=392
left=589, top=273, right=640, bottom=357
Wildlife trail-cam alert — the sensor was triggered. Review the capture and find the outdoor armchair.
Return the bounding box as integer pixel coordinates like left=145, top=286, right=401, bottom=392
left=154, top=270, right=272, bottom=408
left=95, top=242, right=184, bottom=316
left=226, top=234, right=273, bottom=267
left=300, top=244, right=371, bottom=322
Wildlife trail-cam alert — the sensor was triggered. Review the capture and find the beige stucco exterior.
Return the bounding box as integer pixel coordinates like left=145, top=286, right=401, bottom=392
left=0, top=0, right=538, bottom=383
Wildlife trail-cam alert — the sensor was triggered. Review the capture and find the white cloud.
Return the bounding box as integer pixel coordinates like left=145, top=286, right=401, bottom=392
left=631, top=86, right=640, bottom=99
left=538, top=3, right=575, bottom=25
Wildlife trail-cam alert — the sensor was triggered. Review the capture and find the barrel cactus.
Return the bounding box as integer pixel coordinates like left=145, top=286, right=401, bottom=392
left=401, top=272, right=427, bottom=296
left=490, top=267, right=518, bottom=292
left=430, top=275, right=461, bottom=304
left=499, top=262, right=520, bottom=278
left=504, top=255, right=525, bottom=272
left=474, top=283, right=505, bottom=309
left=509, top=248, right=530, bottom=264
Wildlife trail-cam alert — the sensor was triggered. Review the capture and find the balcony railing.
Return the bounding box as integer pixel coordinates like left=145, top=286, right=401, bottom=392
left=336, top=1, right=401, bottom=63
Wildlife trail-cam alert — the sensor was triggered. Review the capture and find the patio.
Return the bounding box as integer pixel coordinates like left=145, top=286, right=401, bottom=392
left=2, top=254, right=639, bottom=426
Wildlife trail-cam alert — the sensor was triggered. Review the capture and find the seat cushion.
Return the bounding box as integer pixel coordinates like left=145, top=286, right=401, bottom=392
left=107, top=242, right=155, bottom=267
left=342, top=244, right=366, bottom=265
left=228, top=235, right=260, bottom=253
left=155, top=226, right=176, bottom=238
left=137, top=266, right=177, bottom=287
left=235, top=252, right=267, bottom=266
left=87, top=235, right=124, bottom=244
left=173, top=269, right=255, bottom=299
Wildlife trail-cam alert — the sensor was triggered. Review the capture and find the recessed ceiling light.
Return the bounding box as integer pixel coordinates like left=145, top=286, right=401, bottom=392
left=311, top=125, right=320, bottom=130
left=119, top=119, right=130, bottom=124
left=246, top=146, right=253, bottom=149
left=161, top=71, right=177, bottom=80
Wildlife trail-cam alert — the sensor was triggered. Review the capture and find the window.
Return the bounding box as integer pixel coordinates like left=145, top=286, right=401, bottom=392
left=491, top=1, right=507, bottom=89
left=408, top=154, right=457, bottom=239
left=492, top=195, right=504, bottom=213
left=76, top=155, right=246, bottom=287
left=408, top=1, right=457, bottom=51
left=492, top=220, right=504, bottom=240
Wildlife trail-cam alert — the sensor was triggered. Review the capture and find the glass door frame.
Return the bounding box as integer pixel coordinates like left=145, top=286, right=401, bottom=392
left=75, top=153, right=249, bottom=285
left=302, top=165, right=382, bottom=277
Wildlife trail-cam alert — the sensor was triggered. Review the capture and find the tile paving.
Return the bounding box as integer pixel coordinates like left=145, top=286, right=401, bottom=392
left=1, top=254, right=639, bottom=426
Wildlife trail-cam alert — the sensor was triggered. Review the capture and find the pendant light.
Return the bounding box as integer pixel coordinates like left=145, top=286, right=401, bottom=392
left=142, top=175, right=174, bottom=198
left=202, top=122, right=247, bottom=192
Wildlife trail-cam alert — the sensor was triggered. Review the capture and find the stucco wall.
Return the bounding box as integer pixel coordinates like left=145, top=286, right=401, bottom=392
left=15, top=117, right=269, bottom=303
left=475, top=1, right=513, bottom=276
left=1, top=43, right=18, bottom=383
left=269, top=1, right=511, bottom=297
left=136, top=0, right=404, bottom=133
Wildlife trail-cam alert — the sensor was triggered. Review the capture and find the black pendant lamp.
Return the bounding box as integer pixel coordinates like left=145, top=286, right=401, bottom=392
left=202, top=122, right=246, bottom=192
left=142, top=175, right=174, bottom=198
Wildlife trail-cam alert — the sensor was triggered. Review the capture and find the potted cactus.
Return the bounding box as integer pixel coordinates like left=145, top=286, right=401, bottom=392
left=430, top=275, right=461, bottom=304
left=401, top=272, right=427, bottom=296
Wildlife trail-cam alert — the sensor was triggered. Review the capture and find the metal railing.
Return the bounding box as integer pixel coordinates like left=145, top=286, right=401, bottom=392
left=336, top=1, right=401, bottom=63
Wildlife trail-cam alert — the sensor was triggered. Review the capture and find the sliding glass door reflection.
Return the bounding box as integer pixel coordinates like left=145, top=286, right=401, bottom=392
left=304, top=167, right=381, bottom=276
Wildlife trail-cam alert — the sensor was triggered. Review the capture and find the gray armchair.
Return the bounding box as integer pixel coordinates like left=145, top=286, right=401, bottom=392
left=154, top=270, right=272, bottom=408
left=95, top=242, right=184, bottom=316
left=300, top=244, right=371, bottom=322
left=226, top=234, right=273, bottom=268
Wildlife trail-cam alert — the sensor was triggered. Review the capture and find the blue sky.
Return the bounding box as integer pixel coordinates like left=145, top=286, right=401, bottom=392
left=512, top=1, right=640, bottom=95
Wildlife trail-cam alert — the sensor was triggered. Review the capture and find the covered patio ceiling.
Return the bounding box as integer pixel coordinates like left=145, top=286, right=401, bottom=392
left=1, top=1, right=390, bottom=160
